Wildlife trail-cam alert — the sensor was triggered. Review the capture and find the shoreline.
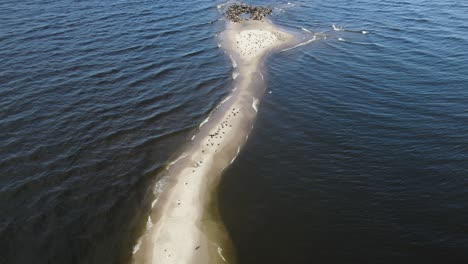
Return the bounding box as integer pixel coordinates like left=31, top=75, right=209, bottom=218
left=131, top=17, right=298, bottom=264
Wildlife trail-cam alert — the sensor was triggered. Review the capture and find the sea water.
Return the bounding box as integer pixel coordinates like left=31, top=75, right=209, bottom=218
left=1, top=0, right=467, bottom=263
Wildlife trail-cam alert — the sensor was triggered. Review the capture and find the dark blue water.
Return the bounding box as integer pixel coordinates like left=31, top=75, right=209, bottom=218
left=0, top=0, right=228, bottom=263
left=1, top=0, right=467, bottom=263
left=220, top=0, right=468, bottom=263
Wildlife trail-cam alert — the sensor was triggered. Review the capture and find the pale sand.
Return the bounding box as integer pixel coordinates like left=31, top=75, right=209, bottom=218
left=131, top=19, right=297, bottom=264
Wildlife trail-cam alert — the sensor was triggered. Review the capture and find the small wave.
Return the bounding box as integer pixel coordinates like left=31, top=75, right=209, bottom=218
left=276, top=1, right=299, bottom=12
left=153, top=177, right=167, bottom=195
left=217, top=1, right=230, bottom=11
left=132, top=238, right=143, bottom=254
left=220, top=95, right=233, bottom=105
left=217, top=246, right=227, bottom=262
left=230, top=155, right=237, bottom=165
left=338, top=37, right=345, bottom=41
left=229, top=55, right=237, bottom=68
left=181, top=49, right=205, bottom=58
left=281, top=35, right=317, bottom=52
left=146, top=216, right=153, bottom=230
left=168, top=153, right=187, bottom=167
left=199, top=116, right=211, bottom=128
left=151, top=199, right=158, bottom=208
left=347, top=41, right=382, bottom=47
left=151, top=176, right=168, bottom=208
left=333, top=24, right=369, bottom=34
left=252, top=97, right=259, bottom=112
left=346, top=29, right=369, bottom=34
left=315, top=32, right=327, bottom=40
left=332, top=24, right=344, bottom=31
left=301, top=27, right=312, bottom=33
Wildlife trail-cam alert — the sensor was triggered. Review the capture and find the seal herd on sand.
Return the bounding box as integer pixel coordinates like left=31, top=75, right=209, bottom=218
left=225, top=3, right=273, bottom=22
left=235, top=30, right=279, bottom=60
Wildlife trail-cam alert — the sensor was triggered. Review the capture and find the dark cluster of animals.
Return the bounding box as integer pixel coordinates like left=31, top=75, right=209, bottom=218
left=236, top=30, right=278, bottom=57
left=225, top=4, right=273, bottom=22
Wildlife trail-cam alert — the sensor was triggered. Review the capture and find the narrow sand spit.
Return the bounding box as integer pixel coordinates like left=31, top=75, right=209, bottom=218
left=132, top=18, right=300, bottom=264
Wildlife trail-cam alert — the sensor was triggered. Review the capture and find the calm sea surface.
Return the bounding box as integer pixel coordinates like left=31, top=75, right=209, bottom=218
left=1, top=0, right=467, bottom=263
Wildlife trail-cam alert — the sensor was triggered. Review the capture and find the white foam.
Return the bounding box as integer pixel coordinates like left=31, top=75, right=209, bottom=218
left=217, top=246, right=227, bottom=262
left=132, top=238, right=142, bottom=254
left=217, top=2, right=228, bottom=10
left=230, top=155, right=237, bottom=165
left=362, top=30, right=369, bottom=34
left=220, top=95, right=232, bottom=105
left=151, top=198, right=158, bottom=208
left=259, top=72, right=264, bottom=80
left=229, top=55, right=237, bottom=68
left=199, top=116, right=210, bottom=128
left=332, top=24, right=343, bottom=31
left=281, top=35, right=316, bottom=52
left=146, top=216, right=153, bottom=230
left=232, top=72, right=239, bottom=79
left=301, top=27, right=312, bottom=33
left=338, top=37, right=345, bottom=41
left=191, top=135, right=196, bottom=140
left=151, top=177, right=168, bottom=208
left=154, top=178, right=166, bottom=194
left=252, top=98, right=259, bottom=112
left=168, top=153, right=187, bottom=167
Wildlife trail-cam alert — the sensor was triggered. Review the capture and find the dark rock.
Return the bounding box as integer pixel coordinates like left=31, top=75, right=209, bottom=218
left=225, top=3, right=273, bottom=23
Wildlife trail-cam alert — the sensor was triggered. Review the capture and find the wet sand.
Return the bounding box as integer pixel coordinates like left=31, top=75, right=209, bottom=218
left=131, top=19, right=297, bottom=264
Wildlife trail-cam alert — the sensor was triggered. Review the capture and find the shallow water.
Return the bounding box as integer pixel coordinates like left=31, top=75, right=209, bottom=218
left=1, top=0, right=468, bottom=263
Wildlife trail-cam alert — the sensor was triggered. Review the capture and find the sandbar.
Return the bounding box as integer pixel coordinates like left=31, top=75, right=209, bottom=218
left=131, top=13, right=299, bottom=264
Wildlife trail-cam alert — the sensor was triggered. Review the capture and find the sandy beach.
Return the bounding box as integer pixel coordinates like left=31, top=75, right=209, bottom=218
left=131, top=16, right=296, bottom=264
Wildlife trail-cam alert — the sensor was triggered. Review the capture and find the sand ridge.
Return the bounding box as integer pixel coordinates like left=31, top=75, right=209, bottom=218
left=131, top=17, right=298, bottom=264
